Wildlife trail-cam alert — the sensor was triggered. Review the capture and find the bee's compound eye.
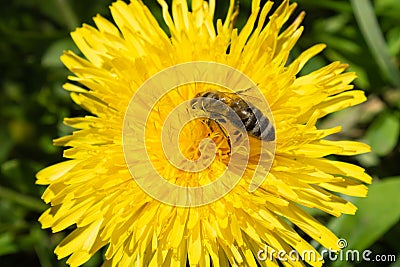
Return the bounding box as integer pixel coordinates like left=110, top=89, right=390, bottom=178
left=190, top=99, right=198, bottom=109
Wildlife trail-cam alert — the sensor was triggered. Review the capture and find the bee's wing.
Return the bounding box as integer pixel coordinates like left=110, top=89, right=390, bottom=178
left=233, top=87, right=265, bottom=105
left=234, top=87, right=273, bottom=119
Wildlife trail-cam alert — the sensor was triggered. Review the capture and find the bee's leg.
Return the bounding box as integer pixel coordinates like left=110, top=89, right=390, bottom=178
left=214, top=119, right=231, bottom=154
left=204, top=119, right=212, bottom=136
left=203, top=118, right=232, bottom=154
left=201, top=119, right=213, bottom=137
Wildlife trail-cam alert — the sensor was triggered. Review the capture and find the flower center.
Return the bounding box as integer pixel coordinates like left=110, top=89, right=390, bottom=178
left=143, top=87, right=232, bottom=186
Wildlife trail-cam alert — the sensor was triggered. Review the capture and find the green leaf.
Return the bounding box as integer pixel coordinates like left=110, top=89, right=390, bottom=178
left=374, top=0, right=400, bottom=19
left=364, top=112, right=400, bottom=156
left=390, top=254, right=400, bottom=267
left=328, top=177, right=400, bottom=251
left=351, top=0, right=400, bottom=87
left=387, top=27, right=400, bottom=56
left=0, top=127, right=13, bottom=164
left=355, top=152, right=380, bottom=168
left=42, top=38, right=78, bottom=68
left=0, top=232, right=18, bottom=256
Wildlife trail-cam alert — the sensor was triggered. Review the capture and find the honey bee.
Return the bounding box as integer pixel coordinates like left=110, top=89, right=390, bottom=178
left=190, top=89, right=275, bottom=142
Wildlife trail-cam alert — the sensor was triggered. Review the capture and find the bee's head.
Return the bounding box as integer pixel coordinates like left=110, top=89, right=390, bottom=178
left=194, top=91, right=205, bottom=98
left=191, top=91, right=206, bottom=109
left=191, top=90, right=220, bottom=111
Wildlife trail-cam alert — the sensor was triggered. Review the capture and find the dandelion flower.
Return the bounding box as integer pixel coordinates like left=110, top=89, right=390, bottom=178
left=37, top=0, right=372, bottom=266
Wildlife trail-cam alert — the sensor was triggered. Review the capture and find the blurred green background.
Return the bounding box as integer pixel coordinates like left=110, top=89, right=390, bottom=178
left=0, top=0, right=399, bottom=266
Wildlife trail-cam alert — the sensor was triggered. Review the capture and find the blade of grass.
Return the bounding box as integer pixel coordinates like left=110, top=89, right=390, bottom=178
left=56, top=0, right=79, bottom=31
left=32, top=226, right=53, bottom=267
left=296, top=0, right=352, bottom=13
left=351, top=0, right=400, bottom=88
left=0, top=186, right=47, bottom=212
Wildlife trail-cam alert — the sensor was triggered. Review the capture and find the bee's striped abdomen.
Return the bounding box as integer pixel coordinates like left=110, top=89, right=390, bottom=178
left=192, top=90, right=275, bottom=142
